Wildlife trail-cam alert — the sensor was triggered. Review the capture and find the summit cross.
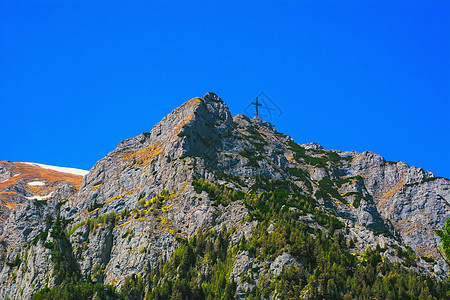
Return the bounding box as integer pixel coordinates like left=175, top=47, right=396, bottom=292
left=252, top=97, right=262, bottom=118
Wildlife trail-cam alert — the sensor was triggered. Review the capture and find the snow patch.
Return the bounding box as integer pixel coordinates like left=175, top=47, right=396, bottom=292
left=21, top=162, right=89, bottom=176
left=25, top=192, right=54, bottom=200
left=0, top=174, right=20, bottom=183
left=28, top=181, right=46, bottom=186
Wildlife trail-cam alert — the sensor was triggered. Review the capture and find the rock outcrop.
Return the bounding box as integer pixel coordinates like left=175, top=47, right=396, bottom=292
left=0, top=93, right=448, bottom=299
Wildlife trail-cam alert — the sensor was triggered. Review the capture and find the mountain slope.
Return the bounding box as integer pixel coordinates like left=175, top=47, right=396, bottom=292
left=0, top=161, right=86, bottom=233
left=0, top=93, right=449, bottom=299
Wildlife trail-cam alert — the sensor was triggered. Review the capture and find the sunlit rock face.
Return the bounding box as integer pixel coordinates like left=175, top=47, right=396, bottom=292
left=0, top=93, right=448, bottom=299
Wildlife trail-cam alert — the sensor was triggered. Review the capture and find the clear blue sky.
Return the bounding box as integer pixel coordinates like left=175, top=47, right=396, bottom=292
left=1, top=0, right=449, bottom=178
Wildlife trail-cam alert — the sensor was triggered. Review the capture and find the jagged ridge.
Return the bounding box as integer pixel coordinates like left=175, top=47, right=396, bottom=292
left=0, top=93, right=449, bottom=299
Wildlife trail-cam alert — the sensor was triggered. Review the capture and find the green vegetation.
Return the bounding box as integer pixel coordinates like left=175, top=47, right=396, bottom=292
left=287, top=141, right=351, bottom=168
left=421, top=256, right=435, bottom=263
left=6, top=253, right=21, bottom=268
left=43, top=241, right=55, bottom=249
left=32, top=230, right=49, bottom=245
left=287, top=141, right=329, bottom=168
left=422, top=176, right=444, bottom=183
left=213, top=170, right=245, bottom=187
left=120, top=207, right=130, bottom=219
left=239, top=148, right=263, bottom=168
left=352, top=195, right=362, bottom=208
left=286, top=167, right=312, bottom=191
left=405, top=177, right=445, bottom=187
left=315, top=177, right=346, bottom=203
left=381, top=160, right=397, bottom=166
left=235, top=126, right=268, bottom=149
left=68, top=211, right=117, bottom=236
left=87, top=200, right=103, bottom=213
left=33, top=217, right=119, bottom=300
left=122, top=229, right=131, bottom=239
left=245, top=126, right=268, bottom=147
left=436, top=218, right=450, bottom=266
left=274, top=130, right=287, bottom=138
left=287, top=140, right=306, bottom=156
left=234, top=126, right=270, bottom=167
left=33, top=199, right=48, bottom=206
left=30, top=176, right=450, bottom=299
left=141, top=179, right=448, bottom=299
left=33, top=282, right=116, bottom=300
left=132, top=189, right=174, bottom=218
left=335, top=175, right=363, bottom=188
left=327, top=151, right=346, bottom=163
left=120, top=274, right=145, bottom=299
left=140, top=227, right=237, bottom=299
left=192, top=179, right=245, bottom=206
left=45, top=214, right=54, bottom=225
left=313, top=176, right=367, bottom=207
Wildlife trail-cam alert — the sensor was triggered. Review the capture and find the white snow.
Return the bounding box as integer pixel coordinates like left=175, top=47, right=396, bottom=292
left=0, top=174, right=20, bottom=184
left=25, top=192, right=54, bottom=200
left=21, top=162, right=89, bottom=176
left=28, top=181, right=46, bottom=186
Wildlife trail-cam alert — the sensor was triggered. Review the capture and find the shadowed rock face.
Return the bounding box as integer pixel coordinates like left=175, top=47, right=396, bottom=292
left=0, top=92, right=449, bottom=299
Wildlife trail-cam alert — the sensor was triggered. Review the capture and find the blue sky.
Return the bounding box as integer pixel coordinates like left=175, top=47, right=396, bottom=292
left=1, top=0, right=449, bottom=178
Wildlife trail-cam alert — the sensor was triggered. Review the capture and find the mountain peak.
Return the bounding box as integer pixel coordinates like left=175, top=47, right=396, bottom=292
left=201, top=91, right=222, bottom=102
left=0, top=94, right=449, bottom=299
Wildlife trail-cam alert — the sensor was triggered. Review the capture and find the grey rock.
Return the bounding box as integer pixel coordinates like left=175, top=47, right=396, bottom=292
left=1, top=92, right=449, bottom=299
left=230, top=250, right=254, bottom=281
left=301, top=142, right=324, bottom=151
left=0, top=162, right=12, bottom=182
left=270, top=252, right=300, bottom=276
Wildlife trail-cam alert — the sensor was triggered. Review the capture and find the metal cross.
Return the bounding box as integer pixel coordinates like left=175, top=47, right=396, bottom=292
left=252, top=97, right=262, bottom=117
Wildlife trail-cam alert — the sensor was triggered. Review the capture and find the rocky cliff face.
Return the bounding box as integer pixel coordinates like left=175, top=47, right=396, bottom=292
left=0, top=161, right=85, bottom=236
left=0, top=93, right=448, bottom=299
left=0, top=161, right=86, bottom=298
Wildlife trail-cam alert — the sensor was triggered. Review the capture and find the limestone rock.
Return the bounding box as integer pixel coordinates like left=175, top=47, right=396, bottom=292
left=0, top=93, right=449, bottom=299
left=270, top=252, right=301, bottom=276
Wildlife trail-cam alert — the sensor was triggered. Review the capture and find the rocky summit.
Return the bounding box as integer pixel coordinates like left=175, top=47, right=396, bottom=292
left=0, top=93, right=449, bottom=299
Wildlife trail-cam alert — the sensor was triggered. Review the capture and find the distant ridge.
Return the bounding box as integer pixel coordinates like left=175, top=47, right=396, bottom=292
left=21, top=162, right=89, bottom=176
